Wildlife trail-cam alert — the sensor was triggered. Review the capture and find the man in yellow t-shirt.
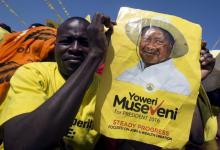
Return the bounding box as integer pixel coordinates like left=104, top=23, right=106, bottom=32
left=0, top=14, right=115, bottom=150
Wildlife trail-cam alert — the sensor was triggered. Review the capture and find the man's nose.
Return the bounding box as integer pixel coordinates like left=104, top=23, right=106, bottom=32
left=69, top=41, right=80, bottom=51
left=145, top=41, right=156, bottom=49
left=68, top=40, right=81, bottom=51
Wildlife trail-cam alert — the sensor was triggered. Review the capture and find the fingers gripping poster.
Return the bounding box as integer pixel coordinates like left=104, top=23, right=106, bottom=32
left=95, top=7, right=201, bottom=149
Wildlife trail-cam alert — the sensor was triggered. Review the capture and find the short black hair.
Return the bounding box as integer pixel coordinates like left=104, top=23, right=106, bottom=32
left=141, top=26, right=175, bottom=47
left=58, top=17, right=90, bottom=31
left=0, top=23, right=12, bottom=33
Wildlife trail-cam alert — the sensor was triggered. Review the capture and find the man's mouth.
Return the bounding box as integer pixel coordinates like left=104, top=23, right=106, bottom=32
left=141, top=49, right=159, bottom=55
left=65, top=59, right=81, bottom=64
left=63, top=55, right=84, bottom=64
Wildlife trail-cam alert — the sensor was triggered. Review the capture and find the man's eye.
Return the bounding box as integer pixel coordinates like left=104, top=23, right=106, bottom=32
left=142, top=38, right=151, bottom=43
left=79, top=39, right=89, bottom=47
left=156, top=40, right=164, bottom=45
left=58, top=40, right=71, bottom=45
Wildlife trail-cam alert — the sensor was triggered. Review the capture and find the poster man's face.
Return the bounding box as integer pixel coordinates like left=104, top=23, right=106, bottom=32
left=139, top=27, right=172, bottom=66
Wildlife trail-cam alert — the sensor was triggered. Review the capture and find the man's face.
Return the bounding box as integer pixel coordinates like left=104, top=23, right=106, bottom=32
left=55, top=19, right=90, bottom=78
left=139, top=27, right=172, bottom=66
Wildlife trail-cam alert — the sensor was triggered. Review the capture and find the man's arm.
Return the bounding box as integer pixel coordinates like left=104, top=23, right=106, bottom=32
left=2, top=14, right=114, bottom=150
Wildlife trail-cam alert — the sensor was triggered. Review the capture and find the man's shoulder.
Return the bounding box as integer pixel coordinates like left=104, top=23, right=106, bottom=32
left=14, top=62, right=59, bottom=79
left=117, top=64, right=139, bottom=80
left=22, top=62, right=58, bottom=70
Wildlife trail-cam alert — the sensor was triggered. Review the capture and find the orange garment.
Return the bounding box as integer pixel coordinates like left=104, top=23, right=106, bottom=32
left=0, top=26, right=56, bottom=104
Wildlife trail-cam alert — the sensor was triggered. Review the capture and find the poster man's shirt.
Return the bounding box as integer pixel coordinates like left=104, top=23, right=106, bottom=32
left=0, top=62, right=99, bottom=150
left=117, top=59, right=190, bottom=95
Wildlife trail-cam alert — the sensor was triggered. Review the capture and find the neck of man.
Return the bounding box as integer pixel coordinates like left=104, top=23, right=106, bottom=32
left=143, top=57, right=171, bottom=68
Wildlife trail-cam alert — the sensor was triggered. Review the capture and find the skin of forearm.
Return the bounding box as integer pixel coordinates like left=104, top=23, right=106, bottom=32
left=189, top=105, right=204, bottom=145
left=3, top=51, right=103, bottom=150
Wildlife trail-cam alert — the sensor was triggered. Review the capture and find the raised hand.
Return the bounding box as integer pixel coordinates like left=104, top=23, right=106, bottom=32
left=200, top=40, right=215, bottom=80
left=87, top=13, right=116, bottom=57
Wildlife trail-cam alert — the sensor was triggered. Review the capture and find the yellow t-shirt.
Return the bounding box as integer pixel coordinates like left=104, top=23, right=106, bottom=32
left=0, top=62, right=99, bottom=150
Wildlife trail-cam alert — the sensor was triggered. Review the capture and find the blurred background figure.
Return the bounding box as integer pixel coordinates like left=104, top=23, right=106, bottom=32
left=0, top=23, right=12, bottom=42
left=0, top=24, right=56, bottom=106
left=202, top=49, right=220, bottom=112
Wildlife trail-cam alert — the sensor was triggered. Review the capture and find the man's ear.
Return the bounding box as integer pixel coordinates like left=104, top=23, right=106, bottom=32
left=168, top=43, right=173, bottom=57
left=169, top=41, right=174, bottom=50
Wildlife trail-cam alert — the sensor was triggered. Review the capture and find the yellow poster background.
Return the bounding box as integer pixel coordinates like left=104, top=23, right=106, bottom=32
left=95, top=7, right=202, bottom=149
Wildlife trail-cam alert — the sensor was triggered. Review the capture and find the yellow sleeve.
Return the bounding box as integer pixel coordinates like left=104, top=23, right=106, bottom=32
left=0, top=64, right=48, bottom=125
left=204, top=116, right=218, bottom=141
